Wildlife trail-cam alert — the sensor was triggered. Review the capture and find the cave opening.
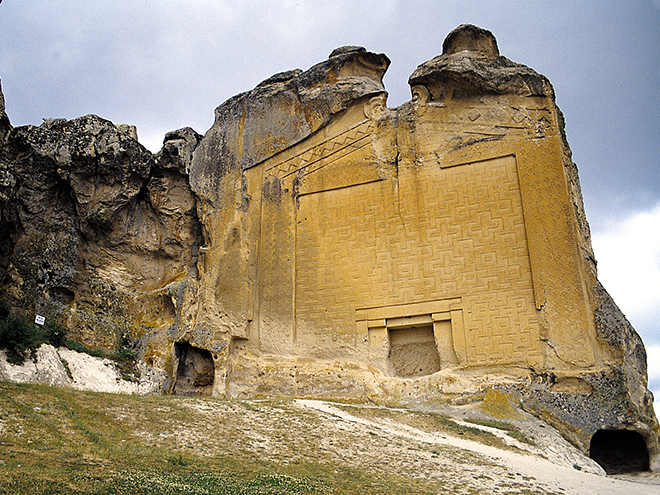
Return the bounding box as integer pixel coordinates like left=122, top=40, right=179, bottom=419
left=173, top=342, right=215, bottom=396
left=589, top=429, right=650, bottom=474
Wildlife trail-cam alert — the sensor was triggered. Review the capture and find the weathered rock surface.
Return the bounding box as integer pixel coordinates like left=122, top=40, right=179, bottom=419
left=0, top=111, right=201, bottom=358
left=0, top=25, right=657, bottom=473
left=0, top=79, right=10, bottom=141
left=0, top=77, right=16, bottom=282
left=191, top=46, right=390, bottom=197
left=409, top=24, right=553, bottom=99
left=0, top=344, right=168, bottom=394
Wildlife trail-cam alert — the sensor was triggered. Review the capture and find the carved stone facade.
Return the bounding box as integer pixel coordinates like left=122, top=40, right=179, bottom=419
left=0, top=25, right=657, bottom=471
left=186, top=26, right=601, bottom=381
left=180, top=25, right=658, bottom=469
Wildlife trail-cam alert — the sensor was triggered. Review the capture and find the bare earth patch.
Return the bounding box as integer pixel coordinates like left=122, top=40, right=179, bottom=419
left=1, top=383, right=659, bottom=494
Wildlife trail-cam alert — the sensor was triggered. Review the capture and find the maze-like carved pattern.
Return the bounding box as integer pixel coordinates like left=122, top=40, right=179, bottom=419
left=295, top=155, right=541, bottom=364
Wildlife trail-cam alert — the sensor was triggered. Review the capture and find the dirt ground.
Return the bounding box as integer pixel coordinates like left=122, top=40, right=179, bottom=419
left=119, top=392, right=659, bottom=495
left=293, top=400, right=660, bottom=495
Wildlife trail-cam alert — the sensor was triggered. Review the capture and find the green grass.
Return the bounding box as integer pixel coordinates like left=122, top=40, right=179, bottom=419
left=0, top=383, right=453, bottom=494
left=464, top=418, right=535, bottom=445
left=0, top=383, right=330, bottom=494
left=0, top=382, right=562, bottom=495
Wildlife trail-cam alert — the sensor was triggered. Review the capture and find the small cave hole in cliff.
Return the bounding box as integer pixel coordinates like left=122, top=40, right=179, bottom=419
left=157, top=294, right=176, bottom=319
left=173, top=342, right=215, bottom=396
left=389, top=325, right=441, bottom=378
left=589, top=429, right=650, bottom=474
left=49, top=286, right=75, bottom=305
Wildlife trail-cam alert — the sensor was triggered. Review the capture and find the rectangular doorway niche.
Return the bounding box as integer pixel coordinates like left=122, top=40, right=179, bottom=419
left=358, top=299, right=463, bottom=377
left=389, top=324, right=441, bottom=377
left=173, top=342, right=215, bottom=396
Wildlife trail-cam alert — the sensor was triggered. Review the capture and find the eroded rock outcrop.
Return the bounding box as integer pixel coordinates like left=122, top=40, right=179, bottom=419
left=0, top=111, right=201, bottom=365
left=0, top=78, right=16, bottom=283
left=0, top=344, right=167, bottom=394
left=0, top=25, right=657, bottom=473
left=0, top=79, right=10, bottom=141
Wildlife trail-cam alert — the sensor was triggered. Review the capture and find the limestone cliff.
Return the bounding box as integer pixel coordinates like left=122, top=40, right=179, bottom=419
left=0, top=25, right=657, bottom=473
left=0, top=108, right=201, bottom=369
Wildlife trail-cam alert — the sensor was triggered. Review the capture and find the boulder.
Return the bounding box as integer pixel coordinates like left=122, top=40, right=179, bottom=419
left=409, top=24, right=553, bottom=99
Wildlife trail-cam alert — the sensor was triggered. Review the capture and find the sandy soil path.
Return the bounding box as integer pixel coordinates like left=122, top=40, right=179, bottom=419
left=297, top=399, right=660, bottom=495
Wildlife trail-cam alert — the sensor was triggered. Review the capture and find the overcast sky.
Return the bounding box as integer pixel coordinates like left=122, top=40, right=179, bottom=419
left=1, top=1, right=659, bottom=396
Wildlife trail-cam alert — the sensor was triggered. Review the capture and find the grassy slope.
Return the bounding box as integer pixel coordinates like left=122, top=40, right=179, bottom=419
left=0, top=382, right=557, bottom=495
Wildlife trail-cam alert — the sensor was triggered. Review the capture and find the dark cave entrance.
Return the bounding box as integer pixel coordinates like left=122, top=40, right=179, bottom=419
left=589, top=429, right=650, bottom=474
left=173, top=342, right=215, bottom=396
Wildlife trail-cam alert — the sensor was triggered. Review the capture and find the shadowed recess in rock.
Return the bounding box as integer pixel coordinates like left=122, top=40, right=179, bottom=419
left=173, top=342, right=215, bottom=396
left=589, top=429, right=650, bottom=474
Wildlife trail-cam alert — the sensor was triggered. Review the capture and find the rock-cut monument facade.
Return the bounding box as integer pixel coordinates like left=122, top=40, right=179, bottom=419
left=0, top=25, right=657, bottom=472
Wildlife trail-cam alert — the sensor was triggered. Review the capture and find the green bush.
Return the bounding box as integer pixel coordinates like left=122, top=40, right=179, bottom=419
left=43, top=322, right=67, bottom=348
left=0, top=306, right=69, bottom=365
left=0, top=301, right=9, bottom=319
left=0, top=315, right=43, bottom=365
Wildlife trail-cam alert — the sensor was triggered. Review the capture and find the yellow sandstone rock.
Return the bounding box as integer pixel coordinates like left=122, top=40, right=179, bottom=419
left=186, top=25, right=602, bottom=389
left=0, top=25, right=657, bottom=473
left=182, top=24, right=658, bottom=471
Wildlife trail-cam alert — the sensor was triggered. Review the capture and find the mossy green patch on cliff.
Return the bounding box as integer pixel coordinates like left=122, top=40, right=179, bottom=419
left=10, top=232, right=78, bottom=307
left=478, top=388, right=524, bottom=419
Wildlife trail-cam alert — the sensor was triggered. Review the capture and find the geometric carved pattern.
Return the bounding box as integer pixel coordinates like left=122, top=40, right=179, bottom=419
left=295, top=155, right=541, bottom=365
left=266, top=120, right=374, bottom=180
